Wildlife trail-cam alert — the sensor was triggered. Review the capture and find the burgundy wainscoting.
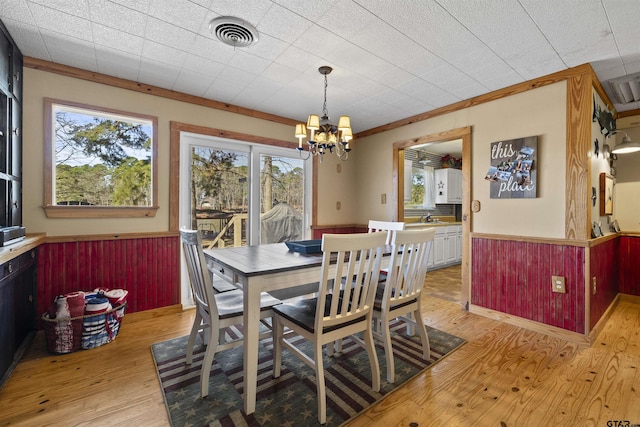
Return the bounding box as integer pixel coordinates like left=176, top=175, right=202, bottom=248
left=312, top=226, right=367, bottom=239
left=588, top=238, right=618, bottom=330
left=618, top=236, right=640, bottom=296
left=37, top=236, right=180, bottom=318
left=472, top=238, right=586, bottom=333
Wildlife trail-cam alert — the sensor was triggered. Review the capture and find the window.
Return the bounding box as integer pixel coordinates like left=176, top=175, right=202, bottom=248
left=44, top=98, right=158, bottom=218
left=179, top=132, right=310, bottom=248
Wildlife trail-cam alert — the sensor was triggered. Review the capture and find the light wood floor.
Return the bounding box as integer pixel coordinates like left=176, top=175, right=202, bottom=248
left=1, top=267, right=639, bottom=426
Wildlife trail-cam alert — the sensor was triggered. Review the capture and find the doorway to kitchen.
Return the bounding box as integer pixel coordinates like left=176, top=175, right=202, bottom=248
left=393, top=126, right=471, bottom=310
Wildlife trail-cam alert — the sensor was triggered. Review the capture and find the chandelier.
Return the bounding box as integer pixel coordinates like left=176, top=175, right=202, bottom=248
left=294, top=66, right=353, bottom=162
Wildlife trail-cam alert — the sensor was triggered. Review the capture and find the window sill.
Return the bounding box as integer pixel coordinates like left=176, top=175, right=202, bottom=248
left=43, top=205, right=159, bottom=218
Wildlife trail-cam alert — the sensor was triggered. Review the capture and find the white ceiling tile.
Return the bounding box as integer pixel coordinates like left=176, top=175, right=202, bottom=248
left=476, top=67, right=524, bottom=91
left=216, top=65, right=258, bottom=87
left=27, top=1, right=93, bottom=42
left=92, top=23, right=144, bottom=56
left=293, top=24, right=344, bottom=59
left=1, top=18, right=50, bottom=59
left=377, top=67, right=417, bottom=90
left=274, top=45, right=322, bottom=72
left=237, top=76, right=284, bottom=109
left=204, top=78, right=245, bottom=103
left=602, top=0, right=640, bottom=59
left=88, top=0, right=148, bottom=37
left=328, top=43, right=394, bottom=77
left=186, top=34, right=237, bottom=64
left=189, top=0, right=212, bottom=7
left=206, top=0, right=273, bottom=29
left=227, top=50, right=271, bottom=74
left=147, top=0, right=208, bottom=33
left=437, top=0, right=565, bottom=80
left=108, top=0, right=151, bottom=14
left=27, top=0, right=91, bottom=19
left=255, top=3, right=312, bottom=43
left=2, top=0, right=35, bottom=25
left=42, top=32, right=97, bottom=71
left=350, top=21, right=424, bottom=69
left=244, top=33, right=288, bottom=62
left=272, top=0, right=339, bottom=21
left=96, top=48, right=141, bottom=81
left=521, top=0, right=617, bottom=67
left=172, top=68, right=215, bottom=97
left=182, top=55, right=225, bottom=78
left=137, top=60, right=180, bottom=87
left=260, top=62, right=301, bottom=84
left=144, top=17, right=198, bottom=51
left=141, top=40, right=187, bottom=68
left=315, top=0, right=380, bottom=41
left=3, top=0, right=640, bottom=133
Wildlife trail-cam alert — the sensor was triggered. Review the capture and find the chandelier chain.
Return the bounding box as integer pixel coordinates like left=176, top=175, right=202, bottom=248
left=322, top=74, right=329, bottom=119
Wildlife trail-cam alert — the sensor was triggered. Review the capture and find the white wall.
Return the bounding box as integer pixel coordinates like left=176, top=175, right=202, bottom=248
left=590, top=90, right=614, bottom=235
left=611, top=124, right=640, bottom=232
left=353, top=82, right=568, bottom=239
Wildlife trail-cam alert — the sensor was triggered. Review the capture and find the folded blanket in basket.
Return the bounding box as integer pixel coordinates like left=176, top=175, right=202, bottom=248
left=101, top=288, right=128, bottom=307
left=82, top=295, right=113, bottom=350
left=47, top=291, right=86, bottom=353
left=84, top=294, right=111, bottom=314
left=47, top=291, right=86, bottom=319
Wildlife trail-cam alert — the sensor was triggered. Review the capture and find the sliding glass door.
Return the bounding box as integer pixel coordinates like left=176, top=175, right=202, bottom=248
left=180, top=133, right=310, bottom=248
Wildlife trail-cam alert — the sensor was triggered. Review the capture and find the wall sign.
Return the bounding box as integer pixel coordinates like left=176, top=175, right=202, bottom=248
left=484, top=136, right=537, bottom=199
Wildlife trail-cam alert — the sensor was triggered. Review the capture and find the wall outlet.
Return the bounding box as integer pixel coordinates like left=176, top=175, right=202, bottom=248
left=552, top=276, right=566, bottom=293
left=381, top=193, right=387, bottom=204
left=592, top=276, right=597, bottom=295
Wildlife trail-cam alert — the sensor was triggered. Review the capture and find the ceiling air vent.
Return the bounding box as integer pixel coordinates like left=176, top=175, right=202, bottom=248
left=209, top=16, right=259, bottom=48
left=607, top=71, right=640, bottom=105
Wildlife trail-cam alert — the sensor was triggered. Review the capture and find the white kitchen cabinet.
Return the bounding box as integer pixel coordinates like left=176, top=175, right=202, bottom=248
left=430, top=228, right=446, bottom=267
left=434, top=168, right=462, bottom=204
left=444, top=226, right=458, bottom=264
left=425, top=225, right=462, bottom=271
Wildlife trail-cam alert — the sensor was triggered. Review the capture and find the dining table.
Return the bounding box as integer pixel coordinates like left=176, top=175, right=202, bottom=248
left=203, top=241, right=329, bottom=415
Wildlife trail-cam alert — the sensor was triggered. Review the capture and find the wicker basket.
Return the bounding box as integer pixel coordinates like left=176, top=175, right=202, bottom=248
left=42, top=302, right=127, bottom=354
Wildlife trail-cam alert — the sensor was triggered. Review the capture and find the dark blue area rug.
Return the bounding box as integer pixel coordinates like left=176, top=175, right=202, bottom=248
left=151, top=320, right=465, bottom=426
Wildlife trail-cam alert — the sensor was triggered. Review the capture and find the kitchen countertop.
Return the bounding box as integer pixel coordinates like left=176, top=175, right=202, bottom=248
left=405, top=222, right=462, bottom=228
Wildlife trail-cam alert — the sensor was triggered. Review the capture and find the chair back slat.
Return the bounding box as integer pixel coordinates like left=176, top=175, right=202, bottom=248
left=180, top=229, right=219, bottom=319
left=317, top=232, right=387, bottom=329
left=367, top=220, right=405, bottom=245
left=383, top=228, right=435, bottom=306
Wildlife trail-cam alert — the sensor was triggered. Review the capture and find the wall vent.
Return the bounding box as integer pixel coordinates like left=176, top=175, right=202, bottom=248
left=607, top=72, right=640, bottom=105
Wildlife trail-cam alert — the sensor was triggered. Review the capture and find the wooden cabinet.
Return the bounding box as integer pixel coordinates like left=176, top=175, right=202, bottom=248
left=0, top=20, right=22, bottom=228
left=0, top=248, right=38, bottom=388
left=0, top=19, right=28, bottom=389
left=435, top=168, right=462, bottom=204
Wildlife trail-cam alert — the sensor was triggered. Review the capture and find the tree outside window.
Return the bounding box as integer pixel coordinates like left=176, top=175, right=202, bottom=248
left=43, top=99, right=158, bottom=218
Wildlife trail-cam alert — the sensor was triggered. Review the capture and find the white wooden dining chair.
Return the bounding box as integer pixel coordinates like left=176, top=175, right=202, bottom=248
left=271, top=232, right=387, bottom=424
left=372, top=228, right=435, bottom=383
left=180, top=229, right=281, bottom=398
left=367, top=219, right=405, bottom=245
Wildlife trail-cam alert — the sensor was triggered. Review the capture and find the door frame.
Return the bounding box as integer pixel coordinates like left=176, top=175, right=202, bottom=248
left=392, top=126, right=472, bottom=309
left=169, top=122, right=312, bottom=307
